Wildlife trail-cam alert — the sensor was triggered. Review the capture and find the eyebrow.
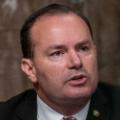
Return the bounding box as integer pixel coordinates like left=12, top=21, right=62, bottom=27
left=76, top=40, right=93, bottom=46
left=47, top=45, right=66, bottom=50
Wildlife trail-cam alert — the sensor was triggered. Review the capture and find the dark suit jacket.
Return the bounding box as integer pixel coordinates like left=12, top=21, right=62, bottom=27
left=0, top=82, right=120, bottom=120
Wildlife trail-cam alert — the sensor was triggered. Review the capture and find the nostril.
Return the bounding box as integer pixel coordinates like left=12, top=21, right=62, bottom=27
left=70, top=64, right=82, bottom=70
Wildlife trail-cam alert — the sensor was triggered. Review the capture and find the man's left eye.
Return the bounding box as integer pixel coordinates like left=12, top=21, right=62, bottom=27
left=80, top=46, right=90, bottom=51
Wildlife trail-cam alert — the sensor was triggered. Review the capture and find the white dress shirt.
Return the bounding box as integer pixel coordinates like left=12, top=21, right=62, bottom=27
left=37, top=95, right=90, bottom=120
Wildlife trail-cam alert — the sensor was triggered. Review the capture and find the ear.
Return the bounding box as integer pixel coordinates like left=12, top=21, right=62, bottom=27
left=21, top=58, right=37, bottom=83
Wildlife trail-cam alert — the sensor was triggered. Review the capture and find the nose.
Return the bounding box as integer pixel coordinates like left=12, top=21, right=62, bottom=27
left=67, top=51, right=82, bottom=69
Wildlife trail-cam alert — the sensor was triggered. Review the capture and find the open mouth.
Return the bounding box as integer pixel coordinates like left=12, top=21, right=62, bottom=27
left=71, top=74, right=86, bottom=80
left=68, top=74, right=88, bottom=86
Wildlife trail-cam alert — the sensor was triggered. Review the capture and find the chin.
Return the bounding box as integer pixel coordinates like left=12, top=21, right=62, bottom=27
left=70, top=87, right=96, bottom=99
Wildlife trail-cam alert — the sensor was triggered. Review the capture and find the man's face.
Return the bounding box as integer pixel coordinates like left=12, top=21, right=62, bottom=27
left=23, top=14, right=98, bottom=104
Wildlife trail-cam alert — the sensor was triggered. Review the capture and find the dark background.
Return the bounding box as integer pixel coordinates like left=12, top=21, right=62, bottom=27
left=0, top=0, right=120, bottom=100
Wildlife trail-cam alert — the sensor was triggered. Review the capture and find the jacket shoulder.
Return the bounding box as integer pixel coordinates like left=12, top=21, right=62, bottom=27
left=0, top=89, right=36, bottom=119
left=98, top=82, right=120, bottom=99
left=88, top=82, right=120, bottom=120
left=99, top=82, right=120, bottom=117
left=0, top=89, right=36, bottom=105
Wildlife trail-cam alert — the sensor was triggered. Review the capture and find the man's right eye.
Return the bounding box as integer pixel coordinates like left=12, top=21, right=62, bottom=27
left=50, top=51, right=64, bottom=57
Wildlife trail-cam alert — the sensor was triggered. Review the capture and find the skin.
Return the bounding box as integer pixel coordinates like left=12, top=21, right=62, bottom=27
left=21, top=13, right=98, bottom=115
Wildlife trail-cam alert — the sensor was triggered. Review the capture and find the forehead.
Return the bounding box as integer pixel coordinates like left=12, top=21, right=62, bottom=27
left=30, top=14, right=92, bottom=47
left=31, top=13, right=89, bottom=32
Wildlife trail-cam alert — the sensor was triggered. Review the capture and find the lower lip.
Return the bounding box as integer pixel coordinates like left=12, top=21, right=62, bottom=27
left=68, top=77, right=88, bottom=86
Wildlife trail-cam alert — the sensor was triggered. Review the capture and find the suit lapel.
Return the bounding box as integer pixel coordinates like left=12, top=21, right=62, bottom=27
left=87, top=86, right=110, bottom=120
left=15, top=90, right=37, bottom=120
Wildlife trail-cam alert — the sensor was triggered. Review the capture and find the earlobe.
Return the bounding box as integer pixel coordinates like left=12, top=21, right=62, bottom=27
left=21, top=58, right=37, bottom=83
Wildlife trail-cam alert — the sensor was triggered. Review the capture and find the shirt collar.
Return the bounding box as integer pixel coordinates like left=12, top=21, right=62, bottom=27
left=37, top=95, right=90, bottom=120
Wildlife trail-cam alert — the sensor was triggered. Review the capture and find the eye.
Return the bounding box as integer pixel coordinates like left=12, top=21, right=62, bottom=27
left=50, top=50, right=64, bottom=57
left=80, top=45, right=90, bottom=51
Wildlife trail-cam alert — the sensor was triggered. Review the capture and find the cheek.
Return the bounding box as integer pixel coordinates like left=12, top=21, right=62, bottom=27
left=43, top=64, right=64, bottom=78
left=83, top=56, right=98, bottom=91
left=34, top=59, right=67, bottom=84
left=84, top=55, right=98, bottom=75
left=45, top=57, right=67, bottom=72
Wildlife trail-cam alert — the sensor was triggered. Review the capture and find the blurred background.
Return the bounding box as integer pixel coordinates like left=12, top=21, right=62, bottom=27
left=0, top=0, right=120, bottom=101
